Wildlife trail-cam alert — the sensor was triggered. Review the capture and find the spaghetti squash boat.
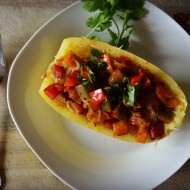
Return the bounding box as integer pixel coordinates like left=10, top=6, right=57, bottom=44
left=39, top=37, right=187, bottom=143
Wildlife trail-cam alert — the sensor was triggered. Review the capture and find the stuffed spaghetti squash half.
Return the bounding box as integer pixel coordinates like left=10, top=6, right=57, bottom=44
left=39, top=37, right=187, bottom=143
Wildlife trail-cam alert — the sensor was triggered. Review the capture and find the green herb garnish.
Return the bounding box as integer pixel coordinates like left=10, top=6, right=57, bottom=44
left=91, top=48, right=101, bottom=59
left=97, top=62, right=107, bottom=69
left=76, top=72, right=91, bottom=86
left=127, top=84, right=136, bottom=106
left=88, top=69, right=96, bottom=83
left=81, top=0, right=148, bottom=49
left=123, top=81, right=142, bottom=107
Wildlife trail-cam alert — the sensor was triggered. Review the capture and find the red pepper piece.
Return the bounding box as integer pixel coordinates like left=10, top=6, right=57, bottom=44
left=90, top=89, right=105, bottom=106
left=64, top=70, right=79, bottom=87
left=149, top=122, right=165, bottom=140
left=130, top=70, right=145, bottom=86
left=44, top=83, right=64, bottom=100
left=53, top=64, right=65, bottom=78
left=54, top=83, right=64, bottom=91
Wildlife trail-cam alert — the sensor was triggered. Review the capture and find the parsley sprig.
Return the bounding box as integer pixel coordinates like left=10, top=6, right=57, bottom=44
left=81, top=0, right=148, bottom=49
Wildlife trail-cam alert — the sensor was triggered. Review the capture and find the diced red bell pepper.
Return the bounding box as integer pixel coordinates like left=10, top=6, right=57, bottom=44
left=53, top=64, right=65, bottom=78
left=44, top=83, right=64, bottom=100
left=149, top=122, right=165, bottom=140
left=64, top=70, right=79, bottom=87
left=130, top=70, right=145, bottom=86
left=90, top=88, right=105, bottom=106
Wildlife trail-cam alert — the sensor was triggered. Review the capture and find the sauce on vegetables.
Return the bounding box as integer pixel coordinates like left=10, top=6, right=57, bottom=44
left=44, top=48, right=179, bottom=143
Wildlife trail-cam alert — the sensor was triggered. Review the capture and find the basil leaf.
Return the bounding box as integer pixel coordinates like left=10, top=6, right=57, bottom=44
left=97, top=62, right=107, bottom=69
left=125, top=82, right=141, bottom=107
left=91, top=48, right=101, bottom=60
left=127, top=84, right=136, bottom=106
left=88, top=69, right=96, bottom=83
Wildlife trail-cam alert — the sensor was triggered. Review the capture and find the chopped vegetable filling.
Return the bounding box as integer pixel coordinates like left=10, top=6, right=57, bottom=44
left=44, top=49, right=179, bottom=143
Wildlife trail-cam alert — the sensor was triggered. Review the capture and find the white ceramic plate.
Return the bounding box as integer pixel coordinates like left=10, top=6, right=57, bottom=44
left=7, top=1, right=190, bottom=190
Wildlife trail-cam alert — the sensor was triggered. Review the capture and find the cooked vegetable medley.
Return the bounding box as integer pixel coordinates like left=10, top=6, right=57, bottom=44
left=44, top=48, right=180, bottom=143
